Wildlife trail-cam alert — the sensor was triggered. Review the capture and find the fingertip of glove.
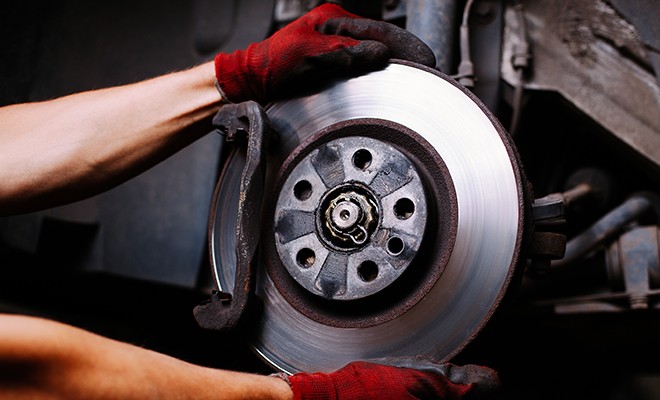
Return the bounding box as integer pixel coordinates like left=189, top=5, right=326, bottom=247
left=412, top=46, right=437, bottom=68
left=347, top=40, right=390, bottom=69
left=386, top=30, right=436, bottom=67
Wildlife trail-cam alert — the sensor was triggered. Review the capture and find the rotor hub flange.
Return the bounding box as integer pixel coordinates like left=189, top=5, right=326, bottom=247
left=274, top=136, right=428, bottom=301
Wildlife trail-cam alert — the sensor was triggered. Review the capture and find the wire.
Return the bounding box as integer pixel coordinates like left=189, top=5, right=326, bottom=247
left=462, top=0, right=475, bottom=26
left=456, top=0, right=476, bottom=87
left=509, top=1, right=531, bottom=136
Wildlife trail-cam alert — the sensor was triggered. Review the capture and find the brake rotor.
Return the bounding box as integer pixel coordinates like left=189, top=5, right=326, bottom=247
left=210, top=61, right=527, bottom=373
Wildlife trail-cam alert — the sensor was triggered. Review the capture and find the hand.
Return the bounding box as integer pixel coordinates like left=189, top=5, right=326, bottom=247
left=214, top=3, right=435, bottom=104
left=285, top=357, right=500, bottom=400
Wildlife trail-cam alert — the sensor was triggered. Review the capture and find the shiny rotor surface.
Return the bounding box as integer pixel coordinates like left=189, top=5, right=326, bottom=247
left=215, top=62, right=523, bottom=374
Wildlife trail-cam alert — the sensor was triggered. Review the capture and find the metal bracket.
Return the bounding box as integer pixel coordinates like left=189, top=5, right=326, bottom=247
left=194, top=101, right=270, bottom=331
left=607, top=226, right=660, bottom=310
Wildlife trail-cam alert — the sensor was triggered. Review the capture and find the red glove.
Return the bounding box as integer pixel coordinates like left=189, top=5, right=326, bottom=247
left=214, top=4, right=435, bottom=105
left=284, top=358, right=500, bottom=400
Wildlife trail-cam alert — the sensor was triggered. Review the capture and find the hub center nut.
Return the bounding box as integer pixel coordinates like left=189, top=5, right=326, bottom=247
left=330, top=199, right=360, bottom=229
left=322, top=186, right=379, bottom=249
left=273, top=135, right=428, bottom=300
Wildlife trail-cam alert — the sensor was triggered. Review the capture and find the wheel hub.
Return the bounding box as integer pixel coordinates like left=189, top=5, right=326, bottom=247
left=320, top=184, right=378, bottom=250
left=274, top=136, right=429, bottom=301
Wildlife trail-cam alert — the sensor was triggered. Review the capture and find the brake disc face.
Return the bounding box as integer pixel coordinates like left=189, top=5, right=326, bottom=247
left=210, top=61, right=527, bottom=374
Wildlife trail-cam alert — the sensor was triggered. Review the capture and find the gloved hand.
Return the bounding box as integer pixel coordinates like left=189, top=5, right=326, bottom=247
left=282, top=357, right=500, bottom=400
left=214, top=3, right=435, bottom=105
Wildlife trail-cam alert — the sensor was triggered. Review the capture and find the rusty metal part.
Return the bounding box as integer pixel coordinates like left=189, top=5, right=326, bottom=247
left=609, top=0, right=660, bottom=87
left=564, top=168, right=614, bottom=216
left=533, top=224, right=660, bottom=313
left=607, top=226, right=660, bottom=309
left=527, top=182, right=602, bottom=272
left=213, top=62, right=527, bottom=373
left=194, top=101, right=270, bottom=331
left=273, top=135, right=429, bottom=301
left=501, top=0, right=660, bottom=171
left=532, top=194, right=566, bottom=225
left=263, top=119, right=455, bottom=328
left=553, top=194, right=657, bottom=269
left=532, top=183, right=595, bottom=224
left=528, top=232, right=566, bottom=260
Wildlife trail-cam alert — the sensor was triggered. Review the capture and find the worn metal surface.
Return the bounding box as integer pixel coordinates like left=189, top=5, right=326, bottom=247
left=553, top=194, right=654, bottom=269
left=609, top=0, right=660, bottom=86
left=262, top=118, right=457, bottom=329
left=195, top=101, right=270, bottom=331
left=607, top=226, right=660, bottom=309
left=273, top=136, right=428, bottom=300
left=214, top=61, right=526, bottom=373
left=501, top=0, right=660, bottom=170
left=528, top=232, right=566, bottom=260
left=538, top=225, right=660, bottom=313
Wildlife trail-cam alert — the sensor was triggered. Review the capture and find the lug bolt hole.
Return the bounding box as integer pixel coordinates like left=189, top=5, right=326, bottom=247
left=387, top=237, right=405, bottom=256
left=358, top=260, right=378, bottom=282
left=294, top=180, right=313, bottom=201
left=296, top=248, right=315, bottom=268
left=352, top=149, right=372, bottom=170
left=394, top=198, right=415, bottom=219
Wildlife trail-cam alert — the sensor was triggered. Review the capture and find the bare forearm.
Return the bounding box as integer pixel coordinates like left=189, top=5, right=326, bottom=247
left=0, top=315, right=292, bottom=400
left=0, top=62, right=221, bottom=215
left=112, top=346, right=294, bottom=400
